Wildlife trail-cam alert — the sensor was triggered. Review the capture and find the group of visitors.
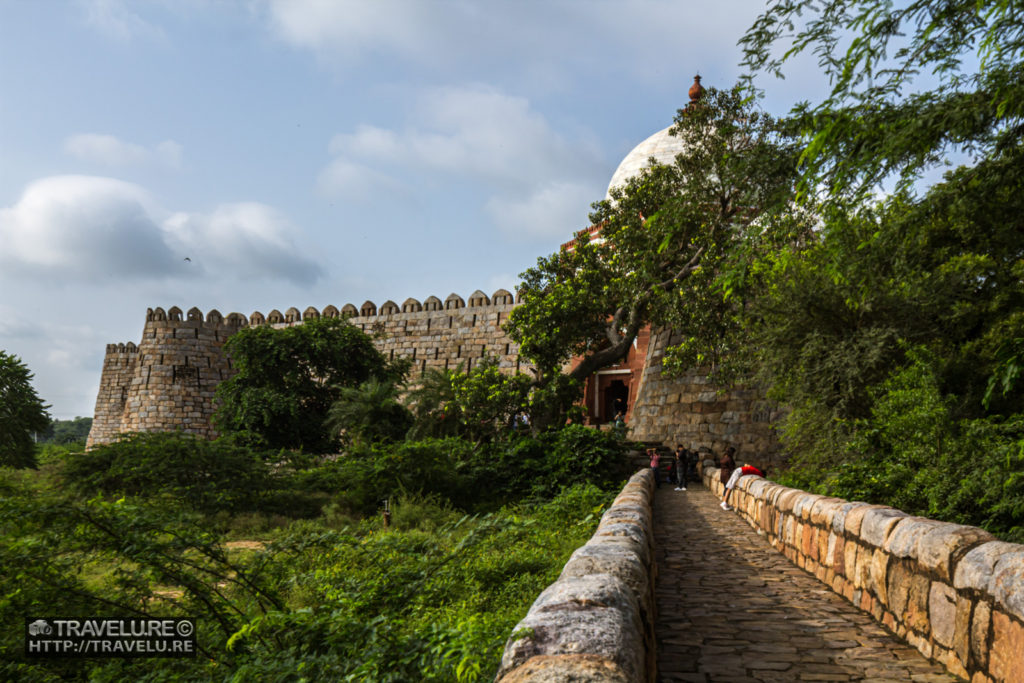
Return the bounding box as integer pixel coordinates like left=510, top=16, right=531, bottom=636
left=648, top=443, right=769, bottom=509
left=646, top=444, right=698, bottom=490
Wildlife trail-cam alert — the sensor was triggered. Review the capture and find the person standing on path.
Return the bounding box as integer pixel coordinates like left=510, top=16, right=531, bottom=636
left=673, top=445, right=688, bottom=491
left=648, top=448, right=662, bottom=488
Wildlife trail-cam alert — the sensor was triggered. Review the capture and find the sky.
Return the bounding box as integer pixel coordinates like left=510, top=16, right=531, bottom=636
left=0, top=0, right=829, bottom=420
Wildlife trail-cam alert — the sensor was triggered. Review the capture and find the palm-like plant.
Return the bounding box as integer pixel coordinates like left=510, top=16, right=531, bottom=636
left=403, top=366, right=462, bottom=439
left=325, top=378, right=412, bottom=446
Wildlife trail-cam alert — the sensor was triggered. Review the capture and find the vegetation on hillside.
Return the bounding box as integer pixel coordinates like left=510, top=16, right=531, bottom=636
left=2, top=332, right=631, bottom=680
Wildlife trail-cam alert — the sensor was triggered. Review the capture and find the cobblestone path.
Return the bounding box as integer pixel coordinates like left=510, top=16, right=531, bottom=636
left=653, top=485, right=961, bottom=682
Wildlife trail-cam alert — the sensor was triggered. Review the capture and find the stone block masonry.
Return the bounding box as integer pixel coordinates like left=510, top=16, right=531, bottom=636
left=704, top=465, right=1024, bottom=682
left=86, top=291, right=526, bottom=448
left=628, top=328, right=784, bottom=469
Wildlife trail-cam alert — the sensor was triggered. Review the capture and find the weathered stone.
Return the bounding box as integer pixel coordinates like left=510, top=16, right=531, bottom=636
left=971, top=600, right=991, bottom=670
left=990, top=548, right=1024, bottom=620
left=929, top=582, right=958, bottom=648
left=886, top=561, right=911, bottom=614
left=560, top=545, right=649, bottom=614
left=593, top=522, right=648, bottom=552
left=870, top=548, right=890, bottom=603
left=953, top=594, right=972, bottom=667
left=843, top=504, right=886, bottom=537
left=954, top=541, right=1021, bottom=592
left=529, top=575, right=640, bottom=621
left=585, top=531, right=649, bottom=569
left=809, top=498, right=845, bottom=527
left=918, top=523, right=995, bottom=583
left=598, top=507, right=650, bottom=531
left=498, top=590, right=644, bottom=682
left=794, top=492, right=825, bottom=520
left=859, top=508, right=910, bottom=548
left=885, top=517, right=944, bottom=558
left=905, top=573, right=932, bottom=634
left=496, top=654, right=632, bottom=683
left=989, top=610, right=1024, bottom=683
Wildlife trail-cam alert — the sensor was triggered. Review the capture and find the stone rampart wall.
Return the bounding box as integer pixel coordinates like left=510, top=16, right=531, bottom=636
left=495, top=469, right=657, bottom=682
left=628, top=329, right=785, bottom=469
left=703, top=466, right=1024, bottom=682
left=87, top=343, right=140, bottom=448
left=86, top=291, right=526, bottom=447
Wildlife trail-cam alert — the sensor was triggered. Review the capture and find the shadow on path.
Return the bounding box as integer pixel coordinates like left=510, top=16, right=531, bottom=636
left=653, top=485, right=959, bottom=682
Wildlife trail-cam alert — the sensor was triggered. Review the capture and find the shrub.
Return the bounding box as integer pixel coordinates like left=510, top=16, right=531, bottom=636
left=60, top=432, right=272, bottom=513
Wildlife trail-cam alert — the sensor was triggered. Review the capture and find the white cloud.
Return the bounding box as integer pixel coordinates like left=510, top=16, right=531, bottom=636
left=64, top=133, right=183, bottom=168
left=0, top=176, right=179, bottom=278
left=263, top=0, right=438, bottom=61
left=154, top=140, right=183, bottom=167
left=317, top=157, right=405, bottom=201
left=319, top=85, right=605, bottom=236
left=0, top=176, right=320, bottom=286
left=163, top=203, right=323, bottom=285
left=486, top=181, right=597, bottom=240
left=323, top=86, right=597, bottom=188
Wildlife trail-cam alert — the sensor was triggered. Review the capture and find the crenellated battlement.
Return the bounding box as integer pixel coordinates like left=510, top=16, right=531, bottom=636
left=87, top=289, right=526, bottom=448
left=105, top=342, right=139, bottom=354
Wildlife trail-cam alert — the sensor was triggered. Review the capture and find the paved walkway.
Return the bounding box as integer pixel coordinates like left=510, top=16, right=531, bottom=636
left=653, top=485, right=961, bottom=682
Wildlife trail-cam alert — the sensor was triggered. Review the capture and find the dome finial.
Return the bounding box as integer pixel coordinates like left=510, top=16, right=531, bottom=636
left=688, top=74, right=705, bottom=105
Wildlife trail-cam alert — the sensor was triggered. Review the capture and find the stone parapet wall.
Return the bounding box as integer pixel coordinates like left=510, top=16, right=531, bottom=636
left=703, top=467, right=1024, bottom=682
left=345, top=301, right=526, bottom=376
left=495, top=469, right=657, bottom=683
left=628, top=329, right=784, bottom=469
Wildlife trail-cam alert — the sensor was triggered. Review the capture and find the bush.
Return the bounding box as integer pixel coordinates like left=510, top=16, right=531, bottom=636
left=60, top=432, right=272, bottom=513
left=496, top=425, right=631, bottom=499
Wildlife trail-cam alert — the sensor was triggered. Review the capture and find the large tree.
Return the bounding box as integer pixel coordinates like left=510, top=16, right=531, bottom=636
left=505, top=86, right=802, bottom=422
left=740, top=0, right=1024, bottom=197
left=215, top=317, right=396, bottom=453
left=733, top=1, right=1024, bottom=539
left=0, top=351, right=51, bottom=468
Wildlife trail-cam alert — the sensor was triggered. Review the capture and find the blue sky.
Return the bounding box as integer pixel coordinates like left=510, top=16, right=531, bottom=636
left=0, top=0, right=827, bottom=419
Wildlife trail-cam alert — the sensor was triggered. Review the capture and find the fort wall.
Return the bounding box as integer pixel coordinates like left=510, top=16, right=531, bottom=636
left=87, top=343, right=140, bottom=448
left=86, top=290, right=527, bottom=448
left=86, top=291, right=782, bottom=462
left=628, top=329, right=783, bottom=469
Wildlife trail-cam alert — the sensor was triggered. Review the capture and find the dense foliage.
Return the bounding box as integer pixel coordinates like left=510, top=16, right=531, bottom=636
left=740, top=0, right=1024, bottom=198
left=215, top=317, right=398, bottom=453
left=1, top=463, right=611, bottom=682
left=3, top=410, right=631, bottom=680
left=729, top=0, right=1024, bottom=540
left=0, top=350, right=51, bottom=469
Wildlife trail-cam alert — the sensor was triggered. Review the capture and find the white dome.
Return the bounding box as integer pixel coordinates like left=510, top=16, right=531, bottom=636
left=606, top=125, right=688, bottom=198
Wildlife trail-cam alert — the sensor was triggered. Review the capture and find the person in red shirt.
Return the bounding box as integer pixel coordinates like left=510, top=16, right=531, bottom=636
left=721, top=463, right=768, bottom=510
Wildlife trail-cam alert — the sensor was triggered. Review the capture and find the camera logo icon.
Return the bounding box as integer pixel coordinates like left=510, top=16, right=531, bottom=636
left=28, top=620, right=52, bottom=636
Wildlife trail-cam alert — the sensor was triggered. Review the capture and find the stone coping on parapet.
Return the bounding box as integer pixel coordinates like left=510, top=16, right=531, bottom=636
left=495, top=468, right=657, bottom=683
left=703, top=466, right=1024, bottom=682
left=138, top=288, right=521, bottom=330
